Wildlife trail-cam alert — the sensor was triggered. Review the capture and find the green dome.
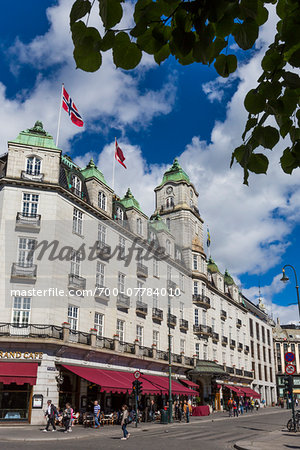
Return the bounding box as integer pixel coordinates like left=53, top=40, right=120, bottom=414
left=10, top=121, right=58, bottom=150
left=207, top=257, right=219, bottom=274
left=161, top=158, right=190, bottom=185
left=80, top=158, right=108, bottom=186
left=224, top=269, right=234, bottom=286
left=119, top=188, right=142, bottom=212
left=150, top=213, right=169, bottom=232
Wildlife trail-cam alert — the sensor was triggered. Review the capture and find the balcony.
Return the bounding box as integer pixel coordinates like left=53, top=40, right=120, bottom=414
left=222, top=336, right=228, bottom=346
left=94, top=284, right=110, bottom=302
left=235, top=368, right=243, bottom=376
left=172, top=354, right=182, bottom=364
left=136, top=263, right=148, bottom=279
left=226, top=366, right=234, bottom=374
left=220, top=310, right=227, bottom=320
left=179, top=319, right=189, bottom=332
left=167, top=313, right=177, bottom=327
left=244, top=370, right=254, bottom=379
left=212, top=332, right=219, bottom=343
left=11, top=263, right=37, bottom=281
left=21, top=170, right=44, bottom=182
left=236, top=319, right=242, bottom=328
left=69, top=329, right=91, bottom=345
left=230, top=339, right=236, bottom=349
left=16, top=212, right=41, bottom=231
left=167, top=280, right=177, bottom=292
left=68, top=273, right=86, bottom=290
left=244, top=345, right=250, bottom=354
left=156, top=350, right=168, bottom=361
left=152, top=308, right=163, bottom=322
left=193, top=324, right=212, bottom=337
left=140, top=346, right=153, bottom=358
left=238, top=342, right=243, bottom=352
left=136, top=301, right=148, bottom=317
left=192, top=294, right=211, bottom=309
left=117, top=293, right=130, bottom=310
left=97, top=241, right=111, bottom=260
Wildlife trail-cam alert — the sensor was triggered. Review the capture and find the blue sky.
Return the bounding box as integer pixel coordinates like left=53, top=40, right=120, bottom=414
left=1, top=0, right=299, bottom=322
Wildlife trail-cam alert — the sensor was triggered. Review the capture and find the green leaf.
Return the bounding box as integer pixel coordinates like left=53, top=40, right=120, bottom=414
left=99, top=0, right=123, bottom=30
left=154, top=44, right=170, bottom=65
left=231, top=144, right=252, bottom=167
left=134, top=0, right=162, bottom=24
left=244, top=89, right=266, bottom=114
left=233, top=19, right=258, bottom=50
left=72, top=23, right=102, bottom=72
left=137, top=27, right=164, bottom=54
left=113, top=32, right=142, bottom=70
left=282, top=71, right=300, bottom=89
left=242, top=117, right=257, bottom=140
left=171, top=29, right=195, bottom=57
left=130, top=21, right=148, bottom=38
left=280, top=119, right=293, bottom=138
left=70, top=0, right=91, bottom=25
left=261, top=49, right=283, bottom=72
left=259, top=80, right=282, bottom=100
left=256, top=4, right=269, bottom=26
left=280, top=147, right=298, bottom=174
left=252, top=125, right=280, bottom=149
left=239, top=0, right=258, bottom=20
left=214, top=54, right=237, bottom=78
left=247, top=153, right=269, bottom=174
left=215, top=13, right=234, bottom=38
left=100, top=30, right=115, bottom=51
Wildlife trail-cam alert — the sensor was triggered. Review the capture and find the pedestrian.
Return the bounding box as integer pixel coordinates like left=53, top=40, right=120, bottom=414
left=228, top=398, right=233, bottom=417
left=149, top=400, right=156, bottom=422
left=63, top=403, right=72, bottom=433
left=94, top=400, right=101, bottom=428
left=174, top=401, right=178, bottom=420
left=183, top=400, right=190, bottom=423
left=43, top=400, right=57, bottom=432
left=178, top=401, right=183, bottom=422
left=233, top=400, right=239, bottom=417
left=121, top=405, right=130, bottom=440
left=250, top=399, right=254, bottom=412
left=244, top=399, right=248, bottom=413
left=255, top=399, right=259, bottom=411
left=296, top=398, right=299, bottom=407
left=240, top=399, right=244, bottom=415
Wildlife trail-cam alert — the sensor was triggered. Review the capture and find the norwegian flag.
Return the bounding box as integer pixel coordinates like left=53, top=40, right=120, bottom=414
left=115, top=139, right=127, bottom=168
left=62, top=86, right=84, bottom=127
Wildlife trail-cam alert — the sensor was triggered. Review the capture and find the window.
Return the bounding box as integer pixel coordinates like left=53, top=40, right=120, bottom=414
left=96, top=261, right=105, bottom=287
left=166, top=197, right=174, bottom=208
left=221, top=322, right=225, bottom=338
left=18, top=237, right=36, bottom=267
left=257, top=343, right=261, bottom=360
left=119, top=236, right=125, bottom=259
left=256, top=322, right=260, bottom=340
left=180, top=339, right=185, bottom=354
left=153, top=258, right=159, bottom=277
left=71, top=174, right=81, bottom=196
left=176, top=248, right=182, bottom=260
left=264, top=366, right=268, bottom=381
left=251, top=341, right=254, bottom=357
left=195, top=343, right=200, bottom=359
left=258, top=363, right=262, bottom=380
left=153, top=292, right=159, bottom=309
left=268, top=348, right=272, bottom=364
left=193, top=281, right=198, bottom=295
left=270, top=367, right=273, bottom=383
left=201, top=282, right=206, bottom=297
left=249, top=318, right=253, bottom=337
left=136, top=325, right=143, bottom=345
left=180, top=302, right=184, bottom=320
left=252, top=362, right=256, bottom=379
left=193, top=254, right=198, bottom=270
left=137, top=218, right=143, bottom=235
left=203, top=344, right=208, bottom=360
left=98, top=223, right=106, bottom=243
left=166, top=218, right=171, bottom=230
left=22, top=193, right=39, bottom=216
left=261, top=326, right=265, bottom=343
left=94, top=313, right=104, bottom=337
left=267, top=329, right=271, bottom=346
left=68, top=305, right=78, bottom=331
left=137, top=281, right=143, bottom=302
left=202, top=309, right=207, bottom=326
left=229, top=326, right=232, bottom=341
left=12, top=297, right=31, bottom=326
left=194, top=309, right=199, bottom=326
left=179, top=274, right=184, bottom=292
left=153, top=330, right=159, bottom=348
left=116, top=206, right=124, bottom=220
left=211, top=318, right=215, bottom=332
left=117, top=319, right=125, bottom=342
left=73, top=208, right=83, bottom=235
left=118, top=272, right=125, bottom=293
left=71, top=250, right=81, bottom=276
left=166, top=239, right=171, bottom=255
left=98, top=191, right=106, bottom=210
left=26, top=156, right=41, bottom=175
left=263, top=346, right=266, bottom=362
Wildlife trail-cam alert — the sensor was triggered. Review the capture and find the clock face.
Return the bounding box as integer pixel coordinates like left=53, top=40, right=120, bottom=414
left=166, top=187, right=173, bottom=194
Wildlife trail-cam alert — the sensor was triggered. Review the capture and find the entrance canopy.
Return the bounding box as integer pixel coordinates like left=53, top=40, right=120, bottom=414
left=0, top=362, right=38, bottom=385
left=62, top=365, right=198, bottom=395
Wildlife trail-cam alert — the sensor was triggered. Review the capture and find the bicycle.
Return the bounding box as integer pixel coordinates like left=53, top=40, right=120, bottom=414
left=287, top=410, right=300, bottom=432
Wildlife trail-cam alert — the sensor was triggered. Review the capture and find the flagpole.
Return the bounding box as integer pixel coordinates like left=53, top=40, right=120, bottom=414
left=55, top=83, right=64, bottom=147
left=112, top=137, right=116, bottom=191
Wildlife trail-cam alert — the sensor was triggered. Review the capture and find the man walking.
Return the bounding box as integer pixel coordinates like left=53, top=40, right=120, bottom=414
left=43, top=400, right=57, bottom=432
left=149, top=400, right=156, bottom=422
left=183, top=400, right=190, bottom=423
left=94, top=400, right=101, bottom=428
left=228, top=398, right=233, bottom=417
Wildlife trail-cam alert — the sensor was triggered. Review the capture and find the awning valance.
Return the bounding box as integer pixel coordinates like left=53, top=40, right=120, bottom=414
left=239, top=387, right=261, bottom=398
left=180, top=379, right=199, bottom=389
left=0, top=362, right=38, bottom=385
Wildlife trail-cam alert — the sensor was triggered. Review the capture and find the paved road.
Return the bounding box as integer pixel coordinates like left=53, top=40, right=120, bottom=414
left=0, top=409, right=291, bottom=450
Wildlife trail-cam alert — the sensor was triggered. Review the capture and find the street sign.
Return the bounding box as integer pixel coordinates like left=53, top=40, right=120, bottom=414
left=133, top=370, right=141, bottom=379
left=285, top=364, right=296, bottom=375
left=285, top=352, right=295, bottom=362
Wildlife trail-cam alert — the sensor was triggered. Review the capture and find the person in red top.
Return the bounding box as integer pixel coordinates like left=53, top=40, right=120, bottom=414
left=228, top=398, right=233, bottom=417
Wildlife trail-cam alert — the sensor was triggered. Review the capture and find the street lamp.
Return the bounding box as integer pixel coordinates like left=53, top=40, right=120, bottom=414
left=280, top=265, right=300, bottom=319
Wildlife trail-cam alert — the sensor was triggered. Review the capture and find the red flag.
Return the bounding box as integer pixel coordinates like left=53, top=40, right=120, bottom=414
left=115, top=140, right=127, bottom=168
left=62, top=86, right=84, bottom=127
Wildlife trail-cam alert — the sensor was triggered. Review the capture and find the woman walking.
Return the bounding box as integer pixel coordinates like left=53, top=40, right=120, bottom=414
left=121, top=405, right=130, bottom=441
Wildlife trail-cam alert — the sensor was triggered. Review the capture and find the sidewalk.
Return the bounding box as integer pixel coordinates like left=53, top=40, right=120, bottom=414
left=235, top=429, right=300, bottom=450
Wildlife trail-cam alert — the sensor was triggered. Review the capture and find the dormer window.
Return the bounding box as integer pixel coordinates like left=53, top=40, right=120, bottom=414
left=26, top=156, right=41, bottom=176
left=137, top=218, right=143, bottom=235
left=71, top=174, right=81, bottom=196
left=166, top=197, right=174, bottom=208
left=116, top=206, right=124, bottom=220
left=98, top=191, right=106, bottom=210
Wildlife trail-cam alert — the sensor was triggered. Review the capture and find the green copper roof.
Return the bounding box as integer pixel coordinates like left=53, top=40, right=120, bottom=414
left=188, top=360, right=226, bottom=376
left=120, top=188, right=142, bottom=212
left=11, top=121, right=58, bottom=150
left=207, top=257, right=219, bottom=274
left=150, top=213, right=169, bottom=232
left=161, top=158, right=190, bottom=185
left=80, top=158, right=107, bottom=186
left=224, top=269, right=234, bottom=286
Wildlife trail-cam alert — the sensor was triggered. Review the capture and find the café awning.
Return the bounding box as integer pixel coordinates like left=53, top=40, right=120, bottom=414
left=224, top=384, right=244, bottom=395
left=0, top=362, right=38, bottom=385
left=240, top=387, right=261, bottom=398
left=179, top=379, right=199, bottom=389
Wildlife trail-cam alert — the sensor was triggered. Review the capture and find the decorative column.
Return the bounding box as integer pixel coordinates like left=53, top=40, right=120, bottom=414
left=90, top=328, right=97, bottom=347
left=113, top=334, right=120, bottom=352
left=62, top=322, right=70, bottom=343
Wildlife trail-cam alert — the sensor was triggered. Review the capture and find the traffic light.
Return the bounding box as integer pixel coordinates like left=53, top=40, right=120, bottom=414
left=136, top=380, right=143, bottom=395
left=132, top=379, right=138, bottom=394
left=284, top=375, right=294, bottom=396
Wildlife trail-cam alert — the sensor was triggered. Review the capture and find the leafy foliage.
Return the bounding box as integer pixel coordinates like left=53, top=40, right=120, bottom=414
left=70, top=0, right=300, bottom=184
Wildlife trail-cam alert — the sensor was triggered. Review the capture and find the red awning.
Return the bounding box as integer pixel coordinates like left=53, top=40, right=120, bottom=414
left=180, top=379, right=199, bottom=389
left=224, top=384, right=244, bottom=395
left=240, top=387, right=261, bottom=398
left=141, top=374, right=198, bottom=395
left=0, top=362, right=38, bottom=385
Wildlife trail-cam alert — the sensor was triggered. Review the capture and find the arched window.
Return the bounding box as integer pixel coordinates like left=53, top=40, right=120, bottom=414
left=71, top=174, right=81, bottom=196
left=98, top=191, right=106, bottom=210
left=137, top=218, right=142, bottom=235
left=116, top=206, right=124, bottom=220
left=26, top=156, right=41, bottom=176
left=166, top=239, right=171, bottom=254
left=166, top=197, right=174, bottom=208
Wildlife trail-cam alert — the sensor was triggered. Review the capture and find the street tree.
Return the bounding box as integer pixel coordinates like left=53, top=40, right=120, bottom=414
left=69, top=0, right=300, bottom=184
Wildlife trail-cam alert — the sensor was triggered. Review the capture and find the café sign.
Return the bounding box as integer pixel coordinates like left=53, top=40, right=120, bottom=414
left=0, top=351, right=43, bottom=359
